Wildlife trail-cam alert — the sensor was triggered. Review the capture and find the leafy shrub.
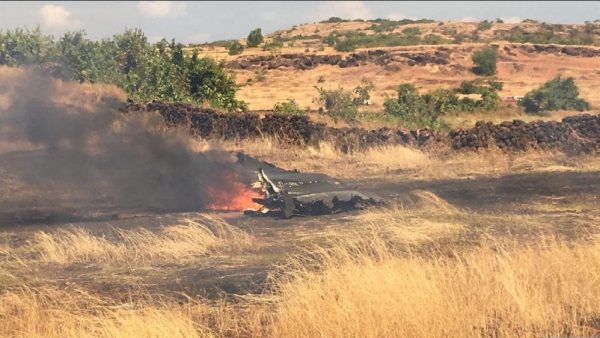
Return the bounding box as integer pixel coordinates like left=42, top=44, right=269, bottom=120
left=262, top=37, right=284, bottom=52
left=321, top=17, right=346, bottom=23
left=273, top=99, right=304, bottom=115
left=254, top=69, right=266, bottom=82
left=383, top=84, right=447, bottom=129
left=200, top=39, right=237, bottom=48
left=228, top=41, right=244, bottom=55
left=324, top=32, right=339, bottom=46
left=521, top=76, right=590, bottom=114
left=422, top=34, right=449, bottom=45
left=477, top=20, right=493, bottom=31
left=370, top=18, right=435, bottom=33
left=472, top=46, right=497, bottom=76
left=352, top=78, right=375, bottom=105
left=246, top=28, right=263, bottom=48
left=384, top=81, right=503, bottom=129
left=456, top=79, right=503, bottom=111
left=314, top=86, right=358, bottom=121
left=504, top=25, right=596, bottom=45
left=402, top=27, right=421, bottom=36
left=328, top=29, right=449, bottom=51
left=457, top=78, right=502, bottom=94
left=452, top=34, right=468, bottom=44
left=334, top=39, right=357, bottom=52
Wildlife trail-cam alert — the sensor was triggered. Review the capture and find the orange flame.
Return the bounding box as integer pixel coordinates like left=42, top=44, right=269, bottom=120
left=206, top=171, right=263, bottom=211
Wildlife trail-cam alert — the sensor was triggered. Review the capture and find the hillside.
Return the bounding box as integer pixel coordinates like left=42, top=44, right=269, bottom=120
left=193, top=19, right=600, bottom=121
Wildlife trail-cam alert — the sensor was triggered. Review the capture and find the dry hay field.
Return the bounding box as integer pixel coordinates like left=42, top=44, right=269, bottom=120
left=1, top=65, right=600, bottom=338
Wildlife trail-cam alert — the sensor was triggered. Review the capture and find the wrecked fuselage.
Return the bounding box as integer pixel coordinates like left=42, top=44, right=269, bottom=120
left=244, top=167, right=383, bottom=218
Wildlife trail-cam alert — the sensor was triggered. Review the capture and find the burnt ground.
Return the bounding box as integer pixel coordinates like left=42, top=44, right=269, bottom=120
left=2, top=169, right=599, bottom=303
left=366, top=170, right=600, bottom=212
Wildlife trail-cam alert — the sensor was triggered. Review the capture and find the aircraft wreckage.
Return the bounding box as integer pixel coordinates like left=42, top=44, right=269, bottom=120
left=236, top=153, right=383, bottom=218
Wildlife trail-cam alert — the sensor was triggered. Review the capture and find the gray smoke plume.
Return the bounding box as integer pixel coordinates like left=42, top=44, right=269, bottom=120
left=0, top=70, right=242, bottom=219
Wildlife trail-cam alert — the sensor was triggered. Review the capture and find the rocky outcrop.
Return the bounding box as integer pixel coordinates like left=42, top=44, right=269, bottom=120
left=449, top=114, right=600, bottom=154
left=226, top=49, right=452, bottom=70
left=515, top=44, right=600, bottom=57
left=123, top=102, right=600, bottom=154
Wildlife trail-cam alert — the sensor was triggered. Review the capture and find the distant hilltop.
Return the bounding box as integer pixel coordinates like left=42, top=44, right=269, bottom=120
left=193, top=18, right=600, bottom=52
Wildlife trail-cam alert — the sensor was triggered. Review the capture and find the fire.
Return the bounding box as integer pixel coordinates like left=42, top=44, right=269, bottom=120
left=206, top=171, right=263, bottom=211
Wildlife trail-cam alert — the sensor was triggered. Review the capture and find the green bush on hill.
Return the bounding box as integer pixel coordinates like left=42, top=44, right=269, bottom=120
left=384, top=80, right=504, bottom=129
left=273, top=99, right=304, bottom=115
left=476, top=20, right=493, bottom=31
left=228, top=41, right=244, bottom=55
left=314, top=86, right=358, bottom=122
left=521, top=76, right=590, bottom=114
left=321, top=17, right=346, bottom=23
left=471, top=46, right=498, bottom=76
left=383, top=84, right=448, bottom=129
left=352, top=78, right=375, bottom=105
left=246, top=28, right=263, bottom=48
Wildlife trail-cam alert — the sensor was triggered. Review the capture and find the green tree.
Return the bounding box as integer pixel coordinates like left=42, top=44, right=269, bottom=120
left=0, top=26, right=55, bottom=66
left=124, top=47, right=190, bottom=103
left=314, top=86, right=358, bottom=121
left=521, top=76, right=590, bottom=114
left=169, top=39, right=185, bottom=68
left=246, top=28, right=263, bottom=48
left=472, top=46, right=497, bottom=76
left=186, top=51, right=246, bottom=111
left=228, top=41, right=244, bottom=55
left=113, top=28, right=149, bottom=75
left=0, top=26, right=247, bottom=111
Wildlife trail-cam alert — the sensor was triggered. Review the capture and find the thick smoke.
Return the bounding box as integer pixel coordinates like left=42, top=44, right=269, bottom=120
left=0, top=70, right=240, bottom=215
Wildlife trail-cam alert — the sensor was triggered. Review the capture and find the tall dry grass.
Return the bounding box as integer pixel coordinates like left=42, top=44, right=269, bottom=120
left=217, top=136, right=600, bottom=181
left=0, top=286, right=273, bottom=338
left=271, top=235, right=600, bottom=338
left=0, top=287, right=210, bottom=338
left=28, top=215, right=255, bottom=265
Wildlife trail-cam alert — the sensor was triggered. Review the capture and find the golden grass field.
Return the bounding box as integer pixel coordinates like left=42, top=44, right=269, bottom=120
left=2, top=26, right=600, bottom=336
left=2, top=182, right=600, bottom=337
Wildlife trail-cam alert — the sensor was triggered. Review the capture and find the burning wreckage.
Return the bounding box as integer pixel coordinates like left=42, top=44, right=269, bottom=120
left=236, top=154, right=383, bottom=218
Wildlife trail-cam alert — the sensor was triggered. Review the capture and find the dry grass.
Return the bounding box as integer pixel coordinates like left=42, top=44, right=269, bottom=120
left=354, top=191, right=466, bottom=246
left=271, top=235, right=600, bottom=338
left=28, top=215, right=255, bottom=265
left=1, top=191, right=600, bottom=337
left=0, top=285, right=276, bottom=338
left=0, top=287, right=212, bottom=338
left=218, top=136, right=600, bottom=181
